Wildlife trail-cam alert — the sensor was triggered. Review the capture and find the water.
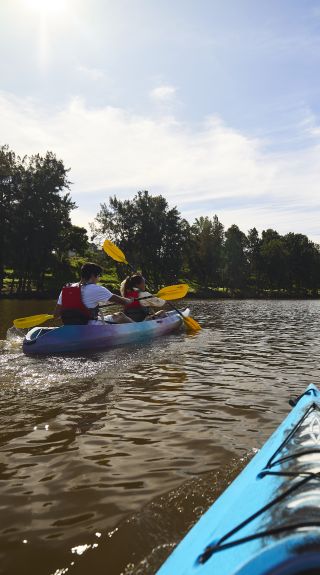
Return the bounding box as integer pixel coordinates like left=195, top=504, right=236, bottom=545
left=0, top=298, right=320, bottom=574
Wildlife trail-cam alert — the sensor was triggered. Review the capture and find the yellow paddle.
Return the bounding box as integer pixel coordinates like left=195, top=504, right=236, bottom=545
left=103, top=239, right=201, bottom=331
left=13, top=314, right=54, bottom=329
left=12, top=286, right=189, bottom=330
left=99, top=284, right=189, bottom=309
left=103, top=239, right=130, bottom=265
left=146, top=284, right=189, bottom=301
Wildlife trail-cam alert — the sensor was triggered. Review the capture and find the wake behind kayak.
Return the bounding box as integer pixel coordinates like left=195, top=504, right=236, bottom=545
left=157, top=384, right=320, bottom=575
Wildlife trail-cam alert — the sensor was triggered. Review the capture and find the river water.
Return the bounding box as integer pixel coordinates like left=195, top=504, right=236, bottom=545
left=0, top=299, right=320, bottom=575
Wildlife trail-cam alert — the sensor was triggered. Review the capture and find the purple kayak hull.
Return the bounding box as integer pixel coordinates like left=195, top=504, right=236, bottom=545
left=22, top=310, right=185, bottom=355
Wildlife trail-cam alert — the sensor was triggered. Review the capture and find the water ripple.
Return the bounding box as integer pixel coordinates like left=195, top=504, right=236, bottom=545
left=0, top=299, right=320, bottom=574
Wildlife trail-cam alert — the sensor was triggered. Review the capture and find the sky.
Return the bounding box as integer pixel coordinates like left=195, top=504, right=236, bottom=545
left=1, top=0, right=320, bottom=240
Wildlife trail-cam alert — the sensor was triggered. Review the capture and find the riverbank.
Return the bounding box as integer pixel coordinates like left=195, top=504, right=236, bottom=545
left=187, top=289, right=320, bottom=299
left=1, top=289, right=320, bottom=300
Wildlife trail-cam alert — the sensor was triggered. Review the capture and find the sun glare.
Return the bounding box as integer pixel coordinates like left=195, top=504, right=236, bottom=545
left=21, top=0, right=69, bottom=70
left=23, top=0, right=67, bottom=14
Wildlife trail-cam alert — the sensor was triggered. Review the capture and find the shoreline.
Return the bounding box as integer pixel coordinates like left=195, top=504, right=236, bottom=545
left=1, top=291, right=320, bottom=301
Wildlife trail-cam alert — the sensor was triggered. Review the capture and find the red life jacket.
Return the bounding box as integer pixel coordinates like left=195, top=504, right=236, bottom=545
left=124, top=289, right=143, bottom=310
left=124, top=289, right=149, bottom=322
left=61, top=284, right=98, bottom=324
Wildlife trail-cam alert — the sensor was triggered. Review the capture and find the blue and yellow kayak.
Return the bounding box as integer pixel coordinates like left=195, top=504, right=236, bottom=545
left=157, top=384, right=320, bottom=574
left=23, top=309, right=187, bottom=355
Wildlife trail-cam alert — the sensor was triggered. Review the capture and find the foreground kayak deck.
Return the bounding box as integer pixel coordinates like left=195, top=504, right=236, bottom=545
left=23, top=309, right=187, bottom=355
left=157, top=384, right=320, bottom=575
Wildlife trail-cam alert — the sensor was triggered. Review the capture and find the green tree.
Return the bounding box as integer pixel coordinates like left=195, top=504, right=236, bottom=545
left=9, top=152, right=75, bottom=292
left=188, top=215, right=224, bottom=287
left=247, top=227, right=262, bottom=291
left=0, top=145, right=23, bottom=290
left=56, top=225, right=89, bottom=261
left=309, top=245, right=320, bottom=295
left=283, top=233, right=319, bottom=293
left=93, top=190, right=189, bottom=289
left=261, top=229, right=280, bottom=244
left=260, top=233, right=289, bottom=291
left=223, top=225, right=248, bottom=291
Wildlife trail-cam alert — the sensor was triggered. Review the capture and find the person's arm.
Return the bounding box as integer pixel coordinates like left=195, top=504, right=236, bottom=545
left=138, top=291, right=166, bottom=308
left=96, top=285, right=132, bottom=307
left=109, top=294, right=132, bottom=306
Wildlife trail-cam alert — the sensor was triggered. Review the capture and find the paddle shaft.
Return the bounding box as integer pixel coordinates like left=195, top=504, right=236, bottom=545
left=122, top=270, right=199, bottom=329
left=103, top=239, right=199, bottom=329
left=99, top=294, right=160, bottom=310
left=119, top=263, right=187, bottom=320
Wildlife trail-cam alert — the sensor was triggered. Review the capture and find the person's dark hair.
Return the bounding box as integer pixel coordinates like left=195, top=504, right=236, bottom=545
left=81, top=262, right=103, bottom=281
left=122, top=274, right=145, bottom=294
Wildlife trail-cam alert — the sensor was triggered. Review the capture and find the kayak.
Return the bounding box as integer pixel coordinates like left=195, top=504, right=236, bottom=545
left=23, top=309, right=188, bottom=355
left=157, top=383, right=320, bottom=575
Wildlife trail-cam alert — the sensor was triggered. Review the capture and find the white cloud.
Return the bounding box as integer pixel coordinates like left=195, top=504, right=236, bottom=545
left=1, top=90, right=320, bottom=240
left=150, top=84, right=177, bottom=102
left=76, top=64, right=106, bottom=81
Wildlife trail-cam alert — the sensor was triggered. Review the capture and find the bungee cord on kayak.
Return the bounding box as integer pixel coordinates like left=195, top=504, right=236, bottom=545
left=158, top=385, right=320, bottom=574
left=198, top=474, right=320, bottom=564
left=198, top=521, right=320, bottom=564
left=261, top=402, right=320, bottom=474
left=288, top=386, right=318, bottom=407
left=197, top=396, right=320, bottom=564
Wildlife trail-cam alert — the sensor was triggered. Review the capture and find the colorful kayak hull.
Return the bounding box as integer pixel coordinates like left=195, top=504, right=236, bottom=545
left=23, top=310, right=185, bottom=355
left=157, top=384, right=320, bottom=575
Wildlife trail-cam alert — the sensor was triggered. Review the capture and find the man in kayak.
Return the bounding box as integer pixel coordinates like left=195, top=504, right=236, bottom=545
left=54, top=262, right=134, bottom=325
left=120, top=274, right=166, bottom=322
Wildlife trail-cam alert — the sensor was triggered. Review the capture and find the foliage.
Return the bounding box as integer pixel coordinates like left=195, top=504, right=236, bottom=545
left=0, top=145, right=21, bottom=290
left=0, top=145, right=89, bottom=294
left=92, top=194, right=320, bottom=296
left=223, top=225, right=248, bottom=291
left=188, top=216, right=224, bottom=288
left=247, top=227, right=262, bottom=288
left=2, top=144, right=320, bottom=298
left=92, top=191, right=189, bottom=290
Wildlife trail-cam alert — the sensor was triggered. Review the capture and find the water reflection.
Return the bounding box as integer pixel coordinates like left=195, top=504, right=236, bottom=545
left=0, top=299, right=320, bottom=574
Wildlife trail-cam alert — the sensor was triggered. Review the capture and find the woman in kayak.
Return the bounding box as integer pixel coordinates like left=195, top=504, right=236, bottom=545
left=54, top=262, right=133, bottom=325
left=120, top=274, right=166, bottom=322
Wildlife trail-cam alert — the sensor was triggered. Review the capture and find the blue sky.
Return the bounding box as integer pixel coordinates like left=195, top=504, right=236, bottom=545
left=1, top=0, right=320, bottom=239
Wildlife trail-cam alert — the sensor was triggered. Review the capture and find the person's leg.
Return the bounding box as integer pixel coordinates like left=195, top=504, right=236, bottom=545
left=145, top=310, right=167, bottom=320
left=155, top=310, right=167, bottom=318
left=111, top=312, right=134, bottom=324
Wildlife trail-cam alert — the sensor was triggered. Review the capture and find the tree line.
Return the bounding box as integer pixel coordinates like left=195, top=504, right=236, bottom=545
left=92, top=191, right=320, bottom=296
left=1, top=144, right=320, bottom=297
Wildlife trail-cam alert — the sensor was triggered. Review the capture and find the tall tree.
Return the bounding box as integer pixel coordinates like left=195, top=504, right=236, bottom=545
left=188, top=215, right=224, bottom=287
left=9, top=152, right=75, bottom=292
left=93, top=191, right=189, bottom=289
left=260, top=234, right=288, bottom=291
left=284, top=233, right=319, bottom=293
left=56, top=225, right=89, bottom=262
left=247, top=227, right=262, bottom=290
left=224, top=225, right=248, bottom=291
left=0, top=146, right=22, bottom=290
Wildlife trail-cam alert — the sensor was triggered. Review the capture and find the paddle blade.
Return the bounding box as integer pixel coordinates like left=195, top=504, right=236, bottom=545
left=183, top=315, right=201, bottom=331
left=103, top=239, right=128, bottom=264
left=155, top=284, right=189, bottom=300
left=13, top=314, right=54, bottom=329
